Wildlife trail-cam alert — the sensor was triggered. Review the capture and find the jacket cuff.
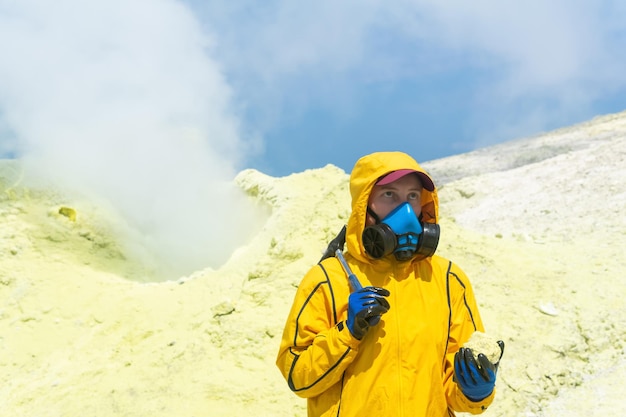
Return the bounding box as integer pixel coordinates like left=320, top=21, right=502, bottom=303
left=456, top=387, right=496, bottom=414
left=335, top=320, right=361, bottom=350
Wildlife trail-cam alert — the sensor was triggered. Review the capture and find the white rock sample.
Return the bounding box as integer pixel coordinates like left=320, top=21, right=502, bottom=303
left=465, top=331, right=502, bottom=364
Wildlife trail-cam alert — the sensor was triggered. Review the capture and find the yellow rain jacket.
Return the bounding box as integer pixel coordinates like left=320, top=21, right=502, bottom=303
left=276, top=152, right=495, bottom=416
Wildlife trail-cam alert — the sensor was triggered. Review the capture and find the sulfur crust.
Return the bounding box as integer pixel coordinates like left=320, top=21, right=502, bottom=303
left=464, top=331, right=502, bottom=364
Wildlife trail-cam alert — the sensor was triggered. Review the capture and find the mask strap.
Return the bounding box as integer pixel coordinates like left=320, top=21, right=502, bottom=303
left=366, top=206, right=381, bottom=224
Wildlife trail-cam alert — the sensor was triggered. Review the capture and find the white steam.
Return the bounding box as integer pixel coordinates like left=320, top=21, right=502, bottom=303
left=0, top=0, right=264, bottom=278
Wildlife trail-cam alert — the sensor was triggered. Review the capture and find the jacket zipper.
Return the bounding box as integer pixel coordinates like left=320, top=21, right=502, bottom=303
left=392, top=263, right=405, bottom=417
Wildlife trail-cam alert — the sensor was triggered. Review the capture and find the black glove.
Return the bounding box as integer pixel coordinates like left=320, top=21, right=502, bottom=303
left=454, top=340, right=505, bottom=401
left=346, top=286, right=390, bottom=339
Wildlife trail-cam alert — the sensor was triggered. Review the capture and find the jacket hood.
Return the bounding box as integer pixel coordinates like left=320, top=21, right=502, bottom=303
left=346, top=151, right=439, bottom=263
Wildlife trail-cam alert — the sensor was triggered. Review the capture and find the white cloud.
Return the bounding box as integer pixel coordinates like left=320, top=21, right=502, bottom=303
left=189, top=0, right=626, bottom=150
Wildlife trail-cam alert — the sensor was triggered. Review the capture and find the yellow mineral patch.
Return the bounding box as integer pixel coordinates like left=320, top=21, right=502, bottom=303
left=58, top=206, right=77, bottom=221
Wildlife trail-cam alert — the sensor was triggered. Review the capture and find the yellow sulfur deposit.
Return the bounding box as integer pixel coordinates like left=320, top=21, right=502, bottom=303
left=1, top=110, right=626, bottom=416
left=58, top=206, right=77, bottom=221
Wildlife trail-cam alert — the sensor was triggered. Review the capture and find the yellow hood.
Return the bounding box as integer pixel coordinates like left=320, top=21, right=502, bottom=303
left=346, top=151, right=439, bottom=263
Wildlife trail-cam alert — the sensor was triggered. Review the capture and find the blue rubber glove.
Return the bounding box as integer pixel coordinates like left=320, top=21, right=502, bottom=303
left=346, top=286, right=390, bottom=340
left=454, top=341, right=504, bottom=401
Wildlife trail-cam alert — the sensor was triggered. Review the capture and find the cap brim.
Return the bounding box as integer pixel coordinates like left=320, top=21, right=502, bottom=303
left=376, top=169, right=434, bottom=191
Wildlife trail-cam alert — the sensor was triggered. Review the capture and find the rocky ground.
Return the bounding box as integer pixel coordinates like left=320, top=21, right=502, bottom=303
left=1, top=110, right=625, bottom=416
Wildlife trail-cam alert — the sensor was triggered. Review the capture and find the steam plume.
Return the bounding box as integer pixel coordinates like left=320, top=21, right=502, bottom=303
left=0, top=0, right=263, bottom=278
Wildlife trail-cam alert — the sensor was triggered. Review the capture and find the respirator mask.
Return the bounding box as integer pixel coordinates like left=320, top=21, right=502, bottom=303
left=362, top=202, right=440, bottom=261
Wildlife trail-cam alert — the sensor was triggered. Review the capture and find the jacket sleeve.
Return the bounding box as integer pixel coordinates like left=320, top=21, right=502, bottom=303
left=442, top=261, right=496, bottom=414
left=276, top=263, right=360, bottom=398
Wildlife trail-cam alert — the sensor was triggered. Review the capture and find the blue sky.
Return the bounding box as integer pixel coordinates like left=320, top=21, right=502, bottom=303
left=2, top=0, right=626, bottom=177
left=186, top=0, right=626, bottom=176
left=0, top=0, right=625, bottom=273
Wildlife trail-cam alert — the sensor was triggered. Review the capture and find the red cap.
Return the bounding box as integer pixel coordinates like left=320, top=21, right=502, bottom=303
left=376, top=169, right=435, bottom=191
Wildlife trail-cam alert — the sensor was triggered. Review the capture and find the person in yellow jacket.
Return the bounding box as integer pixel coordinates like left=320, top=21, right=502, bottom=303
left=276, top=151, right=504, bottom=416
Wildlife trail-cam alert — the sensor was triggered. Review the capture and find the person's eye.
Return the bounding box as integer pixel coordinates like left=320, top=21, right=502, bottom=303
left=408, top=192, right=420, bottom=200
left=383, top=191, right=394, bottom=198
